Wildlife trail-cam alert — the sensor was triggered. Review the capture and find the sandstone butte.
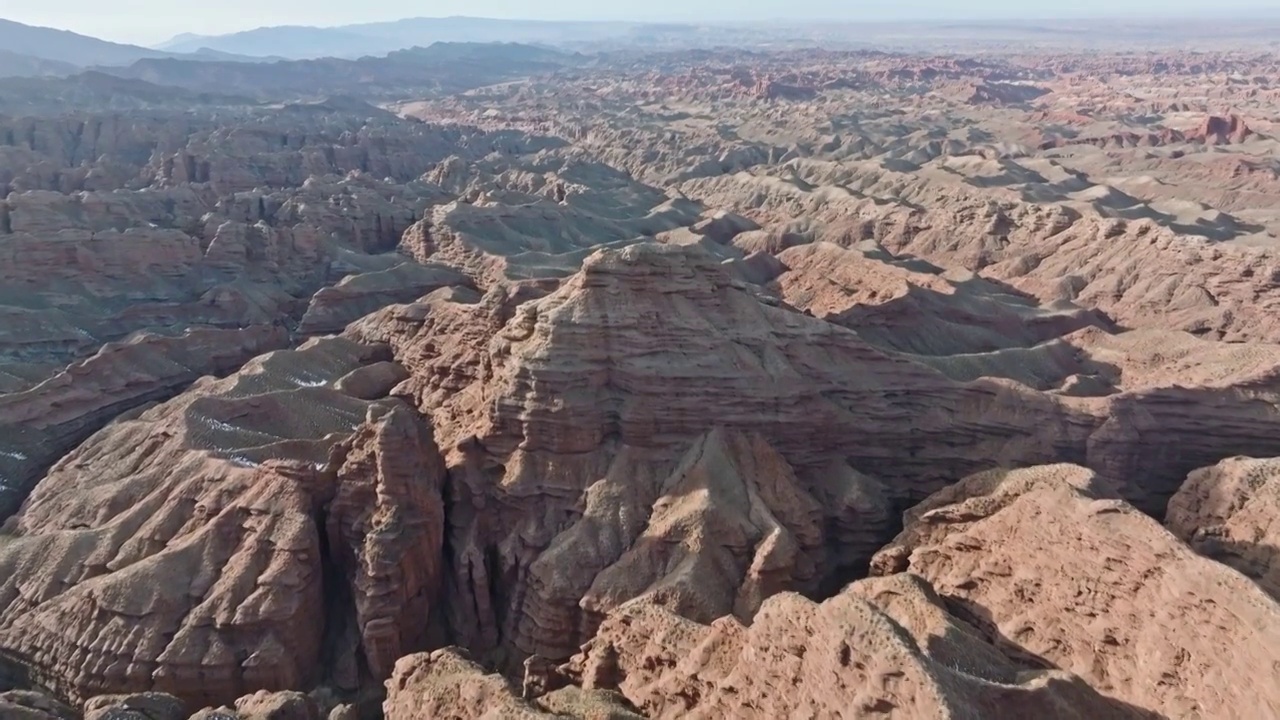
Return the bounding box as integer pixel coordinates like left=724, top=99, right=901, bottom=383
left=6, top=34, right=1280, bottom=720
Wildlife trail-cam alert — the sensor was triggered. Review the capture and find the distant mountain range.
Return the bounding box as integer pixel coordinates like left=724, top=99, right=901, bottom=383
left=0, top=48, right=79, bottom=79
left=154, top=16, right=681, bottom=60
left=4, top=12, right=1280, bottom=87
left=0, top=18, right=275, bottom=78
left=0, top=41, right=579, bottom=115
left=113, top=42, right=576, bottom=100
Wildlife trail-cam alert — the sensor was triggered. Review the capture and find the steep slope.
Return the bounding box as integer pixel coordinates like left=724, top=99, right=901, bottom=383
left=9, top=39, right=1280, bottom=719
left=0, top=19, right=169, bottom=67
left=871, top=464, right=1280, bottom=718
left=0, top=326, right=289, bottom=518
left=0, top=338, right=446, bottom=706
left=347, top=241, right=1094, bottom=665
left=0, top=19, right=263, bottom=69
left=1166, top=456, right=1280, bottom=601
left=0, top=50, right=78, bottom=79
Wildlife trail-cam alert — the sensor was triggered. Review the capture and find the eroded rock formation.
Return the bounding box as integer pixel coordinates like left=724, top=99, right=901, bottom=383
left=563, top=577, right=1143, bottom=719
left=8, top=35, right=1280, bottom=720
left=1167, top=456, right=1280, bottom=600
left=0, top=338, right=446, bottom=707
left=871, top=464, right=1280, bottom=718
left=348, top=241, right=1094, bottom=667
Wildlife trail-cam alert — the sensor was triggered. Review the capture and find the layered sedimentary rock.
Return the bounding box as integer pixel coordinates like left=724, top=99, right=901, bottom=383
left=561, top=576, right=1137, bottom=719
left=12, top=229, right=1280, bottom=714
left=9, top=39, right=1280, bottom=719
left=0, top=325, right=289, bottom=519
left=348, top=241, right=1093, bottom=664
left=772, top=240, right=1108, bottom=358
left=297, top=262, right=469, bottom=335
left=1167, top=456, right=1280, bottom=600
left=1072, top=329, right=1280, bottom=515
left=0, top=108, right=553, bottom=405
left=0, top=338, right=446, bottom=707
left=870, top=464, right=1280, bottom=718
left=325, top=402, right=447, bottom=679
left=769, top=239, right=1280, bottom=516
left=677, top=160, right=1280, bottom=347
left=399, top=190, right=701, bottom=287
left=383, top=648, right=641, bottom=720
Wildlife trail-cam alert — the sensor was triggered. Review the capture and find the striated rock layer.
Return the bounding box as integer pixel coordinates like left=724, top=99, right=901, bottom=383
left=1167, top=456, right=1280, bottom=601
left=871, top=464, right=1280, bottom=718
left=12, top=40, right=1280, bottom=720
left=561, top=576, right=1146, bottom=719
left=0, top=338, right=446, bottom=707
left=347, top=241, right=1094, bottom=666
left=0, top=325, right=289, bottom=519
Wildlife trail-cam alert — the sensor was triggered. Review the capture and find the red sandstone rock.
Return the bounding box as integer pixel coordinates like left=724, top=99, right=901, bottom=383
left=1187, top=114, right=1254, bottom=144
left=347, top=241, right=1090, bottom=665
left=8, top=41, right=1280, bottom=718
left=0, top=339, right=445, bottom=708
left=871, top=464, right=1280, bottom=717
left=383, top=648, right=640, bottom=719
left=562, top=576, right=1137, bottom=718
left=325, top=402, right=447, bottom=679
left=1166, top=456, right=1280, bottom=600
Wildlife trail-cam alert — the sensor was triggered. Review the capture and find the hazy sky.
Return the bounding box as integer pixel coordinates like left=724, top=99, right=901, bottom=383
left=1, top=0, right=1266, bottom=46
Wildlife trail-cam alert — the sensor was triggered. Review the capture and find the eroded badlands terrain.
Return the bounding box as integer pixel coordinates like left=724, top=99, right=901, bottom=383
left=4, top=34, right=1280, bottom=720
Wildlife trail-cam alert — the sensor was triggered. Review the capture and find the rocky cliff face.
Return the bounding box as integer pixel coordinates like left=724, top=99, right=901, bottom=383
left=13, top=239, right=1280, bottom=715
left=346, top=242, right=1095, bottom=666
left=0, top=338, right=446, bottom=707
left=870, top=464, right=1280, bottom=718
left=0, top=325, right=290, bottom=517
left=562, top=579, right=1143, bottom=719
left=1166, top=456, right=1280, bottom=600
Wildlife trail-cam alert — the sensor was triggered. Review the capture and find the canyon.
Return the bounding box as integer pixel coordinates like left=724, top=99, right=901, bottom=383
left=3, top=14, right=1280, bottom=720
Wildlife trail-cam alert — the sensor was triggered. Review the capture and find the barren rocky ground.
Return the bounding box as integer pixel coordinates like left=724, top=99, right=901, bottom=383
left=4, top=16, right=1280, bottom=720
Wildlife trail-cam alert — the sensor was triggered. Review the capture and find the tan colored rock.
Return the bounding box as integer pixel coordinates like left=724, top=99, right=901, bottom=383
left=398, top=189, right=701, bottom=287
left=383, top=648, right=554, bottom=720
left=326, top=706, right=357, bottom=720
left=1167, top=456, right=1280, bottom=600
left=564, top=581, right=1137, bottom=719
left=0, top=338, right=447, bottom=708
left=773, top=241, right=1106, bottom=357
left=297, top=262, right=469, bottom=335
left=84, top=692, right=187, bottom=720
left=871, top=464, right=1280, bottom=718
left=579, top=428, right=824, bottom=626
left=332, top=360, right=410, bottom=401
left=1048, top=327, right=1280, bottom=514
left=0, top=691, right=75, bottom=720
left=232, top=690, right=320, bottom=720
left=349, top=242, right=1090, bottom=663
left=383, top=648, right=640, bottom=720
left=536, top=688, right=643, bottom=720
left=11, top=46, right=1280, bottom=719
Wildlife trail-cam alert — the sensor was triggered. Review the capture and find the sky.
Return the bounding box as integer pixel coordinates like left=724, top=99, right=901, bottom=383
left=0, top=0, right=1270, bottom=46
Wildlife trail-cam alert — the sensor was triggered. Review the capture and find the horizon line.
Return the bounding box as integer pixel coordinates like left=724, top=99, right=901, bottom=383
left=6, top=10, right=1280, bottom=49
